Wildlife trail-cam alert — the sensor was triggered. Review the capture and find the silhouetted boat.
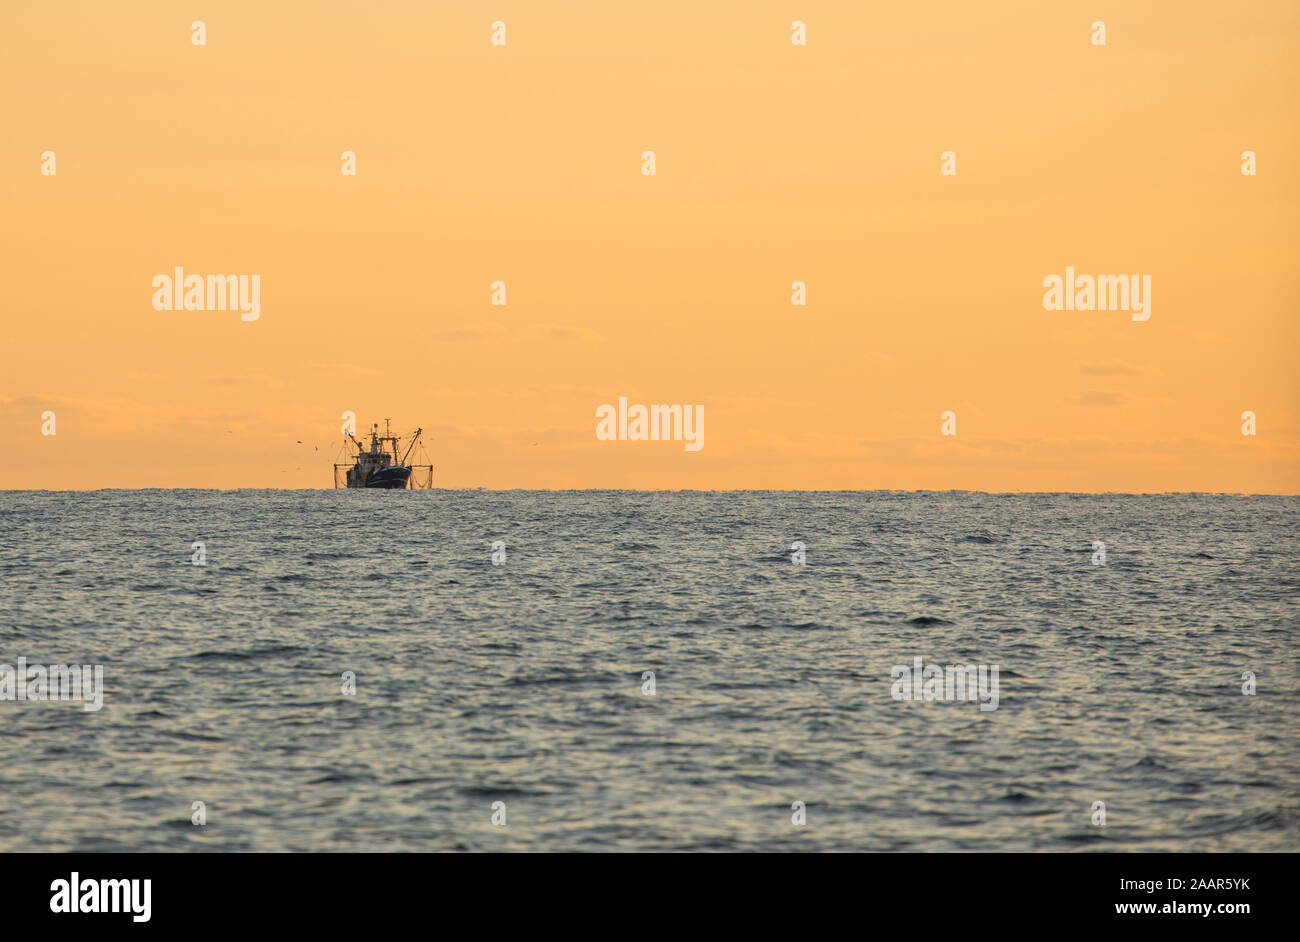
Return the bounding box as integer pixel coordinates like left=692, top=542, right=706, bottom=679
left=334, top=419, right=432, bottom=489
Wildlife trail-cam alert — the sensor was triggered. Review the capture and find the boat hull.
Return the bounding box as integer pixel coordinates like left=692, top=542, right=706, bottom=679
left=364, top=467, right=412, bottom=489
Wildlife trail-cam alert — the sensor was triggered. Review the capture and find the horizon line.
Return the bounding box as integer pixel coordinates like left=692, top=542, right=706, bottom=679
left=3, top=487, right=1297, bottom=497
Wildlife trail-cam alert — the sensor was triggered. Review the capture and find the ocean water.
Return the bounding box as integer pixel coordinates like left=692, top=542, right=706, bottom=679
left=0, top=490, right=1296, bottom=852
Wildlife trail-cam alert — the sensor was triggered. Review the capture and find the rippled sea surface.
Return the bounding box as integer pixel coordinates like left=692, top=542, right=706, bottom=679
left=1, top=490, right=1297, bottom=852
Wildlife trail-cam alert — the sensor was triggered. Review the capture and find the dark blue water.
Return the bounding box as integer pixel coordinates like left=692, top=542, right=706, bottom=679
left=1, top=490, right=1296, bottom=851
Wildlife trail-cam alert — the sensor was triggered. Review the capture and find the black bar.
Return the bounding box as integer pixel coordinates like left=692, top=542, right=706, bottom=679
left=1, top=852, right=1286, bottom=929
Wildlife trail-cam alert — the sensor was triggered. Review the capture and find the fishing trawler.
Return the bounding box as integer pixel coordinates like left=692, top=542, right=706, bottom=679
left=333, top=419, right=433, bottom=489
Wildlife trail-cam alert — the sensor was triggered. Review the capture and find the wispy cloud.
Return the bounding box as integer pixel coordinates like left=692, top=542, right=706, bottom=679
left=1080, top=362, right=1144, bottom=377
left=1079, top=391, right=1126, bottom=406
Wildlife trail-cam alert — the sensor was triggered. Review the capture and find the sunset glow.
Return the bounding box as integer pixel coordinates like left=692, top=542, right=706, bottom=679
left=3, top=1, right=1297, bottom=491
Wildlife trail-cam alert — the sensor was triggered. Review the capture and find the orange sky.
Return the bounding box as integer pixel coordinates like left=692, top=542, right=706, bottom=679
left=3, top=1, right=1298, bottom=491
